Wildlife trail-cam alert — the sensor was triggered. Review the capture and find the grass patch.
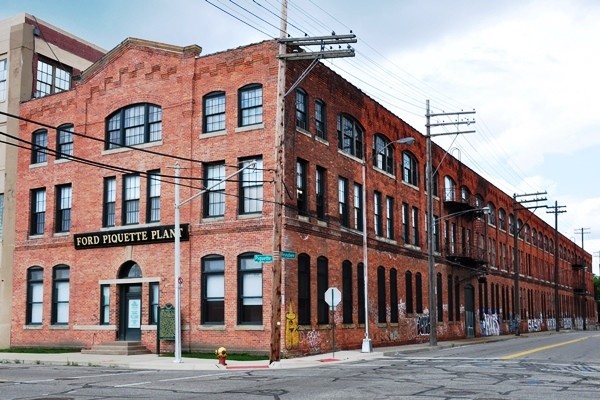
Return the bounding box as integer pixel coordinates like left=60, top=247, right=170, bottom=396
left=0, top=348, right=77, bottom=354
left=161, top=352, right=268, bottom=361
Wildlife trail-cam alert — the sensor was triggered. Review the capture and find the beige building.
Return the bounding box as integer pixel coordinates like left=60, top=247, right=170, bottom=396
left=0, top=13, right=104, bottom=347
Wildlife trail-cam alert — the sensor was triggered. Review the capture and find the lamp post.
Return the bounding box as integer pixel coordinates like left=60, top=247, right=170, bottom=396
left=361, top=136, right=415, bottom=353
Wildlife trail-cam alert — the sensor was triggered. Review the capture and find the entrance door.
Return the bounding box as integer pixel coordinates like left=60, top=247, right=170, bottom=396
left=119, top=284, right=142, bottom=341
left=464, top=284, right=475, bottom=338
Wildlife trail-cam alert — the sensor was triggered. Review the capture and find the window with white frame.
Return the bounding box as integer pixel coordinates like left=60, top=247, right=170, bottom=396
left=296, top=89, right=307, bottom=130
left=149, top=282, right=159, bottom=324
left=373, top=191, right=382, bottom=236
left=123, top=174, right=140, bottom=225
left=352, top=182, right=362, bottom=230
left=315, top=100, right=326, bottom=140
left=239, top=84, right=263, bottom=126
left=316, top=166, right=326, bottom=220
left=444, top=176, right=456, bottom=201
left=411, top=206, right=420, bottom=246
left=239, top=158, right=263, bottom=214
left=52, top=265, right=70, bottom=325
left=296, top=159, right=308, bottom=216
left=386, top=196, right=394, bottom=240
left=204, top=162, right=226, bottom=218
left=100, top=284, right=110, bottom=324
left=402, top=151, right=418, bottom=186
left=374, top=134, right=394, bottom=174
left=203, top=91, right=226, bottom=133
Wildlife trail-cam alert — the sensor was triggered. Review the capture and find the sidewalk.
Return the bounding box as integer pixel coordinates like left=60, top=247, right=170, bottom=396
left=0, top=331, right=558, bottom=371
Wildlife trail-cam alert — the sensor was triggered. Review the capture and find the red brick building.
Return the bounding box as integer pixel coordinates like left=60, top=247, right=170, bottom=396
left=11, top=38, right=594, bottom=356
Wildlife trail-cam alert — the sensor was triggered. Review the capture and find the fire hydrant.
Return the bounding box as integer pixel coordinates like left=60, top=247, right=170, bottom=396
left=215, top=347, right=227, bottom=365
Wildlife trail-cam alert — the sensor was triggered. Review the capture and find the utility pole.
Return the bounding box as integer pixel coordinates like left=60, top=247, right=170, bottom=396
left=270, top=0, right=356, bottom=363
left=573, top=227, right=590, bottom=330
left=425, top=100, right=475, bottom=346
left=547, top=201, right=566, bottom=332
left=513, top=192, right=547, bottom=335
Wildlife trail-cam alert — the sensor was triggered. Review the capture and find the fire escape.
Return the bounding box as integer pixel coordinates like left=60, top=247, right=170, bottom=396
left=442, top=186, right=488, bottom=272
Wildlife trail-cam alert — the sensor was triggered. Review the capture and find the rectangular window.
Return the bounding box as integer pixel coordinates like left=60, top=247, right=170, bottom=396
left=416, top=273, right=423, bottom=313
left=52, top=267, right=70, bottom=325
left=55, top=184, right=72, bottom=233
left=342, top=261, right=353, bottom=324
left=27, top=268, right=44, bottom=325
left=0, top=58, right=7, bottom=101
left=239, top=85, right=263, bottom=126
left=298, top=254, right=311, bottom=325
left=433, top=214, right=440, bottom=252
left=374, top=191, right=382, bottom=236
left=57, top=124, right=74, bottom=159
left=149, top=283, right=159, bottom=325
left=357, top=263, right=365, bottom=324
left=147, top=170, right=161, bottom=223
left=353, top=183, right=363, bottom=231
left=315, top=100, right=326, bottom=140
left=377, top=267, right=386, bottom=323
left=238, top=255, right=262, bottom=324
left=316, top=166, right=326, bottom=220
left=100, top=285, right=110, bottom=324
left=32, top=130, right=48, bottom=164
left=386, top=196, right=394, bottom=240
left=204, top=162, right=226, bottom=217
left=36, top=58, right=71, bottom=97
left=390, top=269, right=399, bottom=323
left=402, top=202, right=409, bottom=244
left=296, top=89, right=307, bottom=130
left=296, top=159, right=308, bottom=216
left=338, top=177, right=349, bottom=227
left=30, top=188, right=46, bottom=235
left=202, top=256, right=225, bottom=324
left=203, top=92, right=226, bottom=132
left=412, top=206, right=420, bottom=246
left=239, top=158, right=263, bottom=214
left=103, top=177, right=116, bottom=227
left=123, top=174, right=140, bottom=225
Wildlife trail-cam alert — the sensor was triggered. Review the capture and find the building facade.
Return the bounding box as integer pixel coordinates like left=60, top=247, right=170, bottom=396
left=11, top=37, right=594, bottom=355
left=0, top=13, right=104, bottom=348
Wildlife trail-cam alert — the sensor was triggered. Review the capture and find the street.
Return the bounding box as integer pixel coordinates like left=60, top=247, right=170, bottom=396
left=1, top=331, right=599, bottom=399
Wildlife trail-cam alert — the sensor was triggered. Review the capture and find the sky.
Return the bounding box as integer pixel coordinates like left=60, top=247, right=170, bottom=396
left=2, top=0, right=599, bottom=275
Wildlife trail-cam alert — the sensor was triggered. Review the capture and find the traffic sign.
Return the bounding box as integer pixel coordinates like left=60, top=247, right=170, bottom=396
left=324, top=287, right=342, bottom=309
left=281, top=251, right=296, bottom=259
left=254, top=254, right=273, bottom=263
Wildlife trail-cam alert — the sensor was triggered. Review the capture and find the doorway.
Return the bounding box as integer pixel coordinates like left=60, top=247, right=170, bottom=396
left=119, top=284, right=142, bottom=340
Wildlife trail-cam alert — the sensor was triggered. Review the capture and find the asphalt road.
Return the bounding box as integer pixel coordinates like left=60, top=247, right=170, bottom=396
left=1, top=331, right=599, bottom=399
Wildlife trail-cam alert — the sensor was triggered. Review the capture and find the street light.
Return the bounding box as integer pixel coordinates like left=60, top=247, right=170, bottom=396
left=362, top=136, right=415, bottom=353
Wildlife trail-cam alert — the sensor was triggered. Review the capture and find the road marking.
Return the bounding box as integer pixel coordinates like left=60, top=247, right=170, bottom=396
left=115, top=381, right=152, bottom=387
left=159, top=372, right=231, bottom=382
left=500, top=336, right=589, bottom=360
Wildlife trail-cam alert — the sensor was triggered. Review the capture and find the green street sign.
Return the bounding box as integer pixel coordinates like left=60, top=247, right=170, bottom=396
left=254, top=254, right=273, bottom=263
left=281, top=251, right=296, bottom=259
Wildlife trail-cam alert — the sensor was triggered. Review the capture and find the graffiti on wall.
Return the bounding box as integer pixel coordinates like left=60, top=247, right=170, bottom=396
left=305, top=329, right=322, bottom=354
left=417, top=314, right=430, bottom=336
left=527, top=318, right=542, bottom=332
left=285, top=303, right=299, bottom=350
left=480, top=313, right=501, bottom=336
left=574, top=317, right=584, bottom=330
left=546, top=318, right=556, bottom=331
left=562, top=317, right=573, bottom=330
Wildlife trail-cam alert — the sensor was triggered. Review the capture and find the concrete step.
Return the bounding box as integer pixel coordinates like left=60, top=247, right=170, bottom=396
left=82, top=341, right=151, bottom=355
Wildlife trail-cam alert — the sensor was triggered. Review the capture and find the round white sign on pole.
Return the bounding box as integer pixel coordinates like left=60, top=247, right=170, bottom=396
left=324, top=287, right=341, bottom=308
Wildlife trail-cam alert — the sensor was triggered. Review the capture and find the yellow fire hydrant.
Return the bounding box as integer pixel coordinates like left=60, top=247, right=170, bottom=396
left=215, top=346, right=227, bottom=365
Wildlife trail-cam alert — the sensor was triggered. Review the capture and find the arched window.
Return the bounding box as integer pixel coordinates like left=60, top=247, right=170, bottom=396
left=415, top=272, right=423, bottom=313
left=498, top=208, right=506, bottom=231
left=444, top=176, right=456, bottom=201
left=509, top=214, right=515, bottom=235
left=118, top=261, right=142, bottom=279
left=460, top=186, right=471, bottom=204
left=373, top=134, right=394, bottom=173
left=106, top=103, right=162, bottom=149
left=203, top=91, right=226, bottom=133
left=487, top=202, right=496, bottom=226
left=52, top=265, right=70, bottom=325
left=337, top=113, right=364, bottom=158
left=238, top=84, right=263, bottom=127
left=358, top=263, right=365, bottom=323
left=402, top=151, right=419, bottom=186
left=57, top=124, right=74, bottom=159
left=390, top=268, right=398, bottom=323
left=32, top=129, right=48, bottom=164
left=317, top=256, right=329, bottom=324
left=377, top=266, right=386, bottom=323
left=405, top=271, right=413, bottom=314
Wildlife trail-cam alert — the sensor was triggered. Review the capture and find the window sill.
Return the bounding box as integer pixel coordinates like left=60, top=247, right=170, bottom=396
left=237, top=212, right=262, bottom=220
left=28, top=234, right=44, bottom=240
left=50, top=325, right=69, bottom=330
left=200, top=129, right=227, bottom=138
left=198, top=324, right=226, bottom=331
left=298, top=215, right=309, bottom=222
left=401, top=181, right=420, bottom=191
left=74, top=324, right=116, bottom=331
left=102, top=140, right=163, bottom=155
left=29, top=162, right=48, bottom=169
left=316, top=219, right=328, bottom=227
left=202, top=216, right=225, bottom=223
left=53, top=232, right=70, bottom=238
left=375, top=236, right=397, bottom=245
left=234, top=324, right=264, bottom=331
left=296, top=127, right=311, bottom=137
left=315, top=135, right=328, bottom=145
left=337, top=149, right=363, bottom=163
left=24, top=324, right=43, bottom=329
left=54, top=158, right=72, bottom=165
left=373, top=166, right=396, bottom=179
left=235, top=123, right=264, bottom=133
